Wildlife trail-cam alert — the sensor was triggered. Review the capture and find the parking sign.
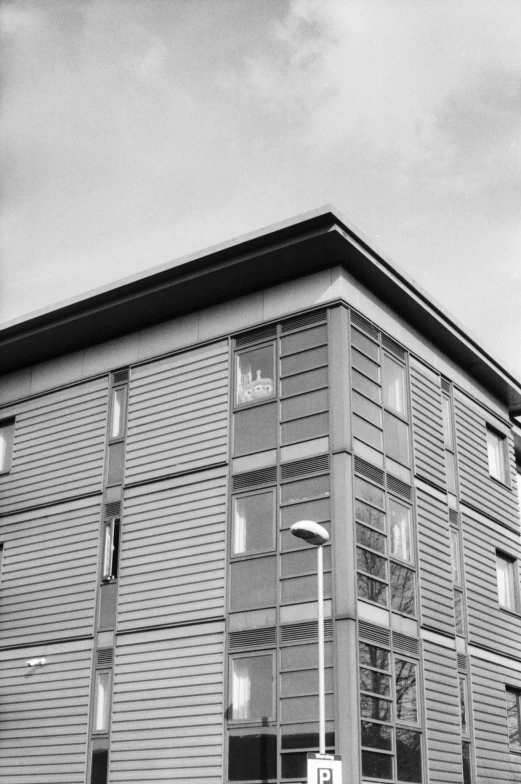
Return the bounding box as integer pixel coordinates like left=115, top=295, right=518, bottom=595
left=307, top=753, right=342, bottom=784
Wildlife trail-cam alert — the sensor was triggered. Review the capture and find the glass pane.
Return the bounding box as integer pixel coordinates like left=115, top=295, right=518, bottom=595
left=353, top=391, right=382, bottom=426
left=355, top=500, right=386, bottom=530
left=355, top=478, right=385, bottom=509
left=384, top=412, right=410, bottom=465
left=351, top=328, right=380, bottom=361
left=462, top=741, right=472, bottom=784
left=454, top=590, right=464, bottom=635
left=446, top=451, right=456, bottom=494
left=506, top=690, right=521, bottom=750
left=236, top=346, right=275, bottom=406
left=352, top=349, right=380, bottom=382
left=389, top=500, right=412, bottom=562
left=0, top=420, right=14, bottom=473
left=281, top=667, right=334, bottom=696
left=396, top=728, right=422, bottom=783
left=281, top=498, right=330, bottom=528
left=353, top=415, right=383, bottom=450
left=107, top=441, right=125, bottom=485
left=358, top=574, right=388, bottom=606
left=230, top=557, right=277, bottom=611
left=102, top=522, right=114, bottom=580
left=357, top=548, right=387, bottom=579
left=359, top=643, right=390, bottom=671
left=281, top=412, right=329, bottom=445
left=360, top=694, right=392, bottom=721
left=233, top=403, right=277, bottom=456
left=110, top=387, right=126, bottom=439
left=487, top=429, right=505, bottom=482
left=281, top=642, right=333, bottom=671
left=362, top=750, right=393, bottom=780
left=459, top=676, right=468, bottom=735
left=281, top=367, right=328, bottom=398
left=228, top=731, right=277, bottom=780
left=281, top=475, right=330, bottom=505
left=281, top=572, right=332, bottom=604
left=281, top=693, right=334, bottom=723
left=395, top=659, right=418, bottom=723
left=90, top=749, right=109, bottom=784
left=449, top=529, right=461, bottom=586
left=281, top=722, right=334, bottom=749
left=383, top=355, right=406, bottom=415
left=442, top=395, right=453, bottom=448
left=281, top=346, right=328, bottom=377
left=360, top=668, right=391, bottom=696
left=281, top=389, right=328, bottom=422
left=352, top=369, right=381, bottom=404
left=390, top=563, right=415, bottom=615
left=496, top=554, right=515, bottom=609
left=233, top=491, right=275, bottom=555
left=94, top=672, right=110, bottom=732
left=281, top=547, right=331, bottom=577
left=361, top=721, right=393, bottom=750
left=357, top=524, right=386, bottom=553
left=281, top=325, right=327, bottom=356
left=231, top=655, right=274, bottom=720
left=281, top=752, right=307, bottom=779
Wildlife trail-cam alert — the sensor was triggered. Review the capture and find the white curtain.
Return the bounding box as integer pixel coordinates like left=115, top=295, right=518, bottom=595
left=233, top=502, right=247, bottom=554
left=232, top=660, right=251, bottom=719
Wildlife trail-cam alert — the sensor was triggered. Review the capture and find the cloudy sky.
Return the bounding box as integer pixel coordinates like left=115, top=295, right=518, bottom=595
left=1, top=0, right=520, bottom=377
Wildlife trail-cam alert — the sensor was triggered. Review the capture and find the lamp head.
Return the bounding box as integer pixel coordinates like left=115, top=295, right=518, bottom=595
left=290, top=520, right=329, bottom=546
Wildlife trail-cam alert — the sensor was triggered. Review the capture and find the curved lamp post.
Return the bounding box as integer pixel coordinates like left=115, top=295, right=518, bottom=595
left=290, top=520, right=330, bottom=755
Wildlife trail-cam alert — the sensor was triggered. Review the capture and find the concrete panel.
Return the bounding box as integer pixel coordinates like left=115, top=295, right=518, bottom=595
left=0, top=368, right=32, bottom=407
left=198, top=291, right=264, bottom=342
left=263, top=269, right=334, bottom=321
left=82, top=333, right=140, bottom=378
left=137, top=311, right=199, bottom=362
left=30, top=351, right=84, bottom=395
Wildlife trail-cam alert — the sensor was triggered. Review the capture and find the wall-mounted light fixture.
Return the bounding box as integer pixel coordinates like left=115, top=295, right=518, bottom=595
left=27, top=658, right=46, bottom=667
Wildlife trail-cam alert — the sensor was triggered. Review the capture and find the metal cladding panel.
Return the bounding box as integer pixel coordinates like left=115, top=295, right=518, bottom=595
left=0, top=497, right=99, bottom=647
left=118, top=468, right=227, bottom=631
left=125, top=341, right=229, bottom=483
left=454, top=393, right=519, bottom=529
left=416, top=489, right=455, bottom=636
left=110, top=622, right=224, bottom=783
left=422, top=640, right=463, bottom=783
left=471, top=656, right=521, bottom=782
left=0, top=639, right=92, bottom=783
left=462, top=512, right=521, bottom=658
left=0, top=377, right=108, bottom=515
left=410, top=364, right=447, bottom=490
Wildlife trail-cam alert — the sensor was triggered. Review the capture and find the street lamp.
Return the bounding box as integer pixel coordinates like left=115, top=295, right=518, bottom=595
left=290, top=520, right=330, bottom=755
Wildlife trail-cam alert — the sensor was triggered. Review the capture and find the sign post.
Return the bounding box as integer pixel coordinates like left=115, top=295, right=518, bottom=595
left=307, top=753, right=342, bottom=784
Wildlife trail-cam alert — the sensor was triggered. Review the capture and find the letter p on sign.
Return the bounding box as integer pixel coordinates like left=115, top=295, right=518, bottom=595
left=307, top=753, right=342, bottom=784
left=318, top=768, right=332, bottom=784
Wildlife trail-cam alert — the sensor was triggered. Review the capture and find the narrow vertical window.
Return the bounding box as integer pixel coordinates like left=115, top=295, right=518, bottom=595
left=236, top=345, right=275, bottom=406
left=505, top=688, right=521, bottom=751
left=496, top=552, right=517, bottom=611
left=110, top=387, right=127, bottom=440
left=102, top=519, right=120, bottom=581
left=389, top=500, right=412, bottom=562
left=449, top=528, right=461, bottom=586
left=383, top=355, right=406, bottom=416
left=454, top=591, right=464, bottom=636
left=94, top=671, right=111, bottom=732
left=230, top=654, right=274, bottom=721
left=486, top=428, right=506, bottom=483
left=459, top=676, right=469, bottom=736
left=462, top=741, right=472, bottom=783
left=0, top=419, right=15, bottom=474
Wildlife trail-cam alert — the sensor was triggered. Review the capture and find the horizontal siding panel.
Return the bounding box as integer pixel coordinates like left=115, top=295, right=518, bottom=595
left=422, top=640, right=463, bottom=783
left=410, top=365, right=447, bottom=489
left=111, top=624, right=224, bottom=783
left=126, top=342, right=229, bottom=482
left=118, top=469, right=227, bottom=631
left=416, top=489, right=454, bottom=635
left=462, top=512, right=521, bottom=658
left=454, top=393, right=519, bottom=529
left=0, top=377, right=107, bottom=514
left=0, top=640, right=92, bottom=783
left=0, top=498, right=100, bottom=647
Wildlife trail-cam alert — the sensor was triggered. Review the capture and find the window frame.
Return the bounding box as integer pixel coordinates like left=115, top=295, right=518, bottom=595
left=505, top=687, right=521, bottom=753
left=496, top=551, right=519, bottom=613
left=92, top=668, right=113, bottom=735
left=228, top=650, right=277, bottom=725
left=101, top=518, right=120, bottom=582
left=234, top=342, right=277, bottom=410
left=0, top=419, right=15, bottom=475
left=486, top=426, right=508, bottom=485
left=108, top=385, right=128, bottom=443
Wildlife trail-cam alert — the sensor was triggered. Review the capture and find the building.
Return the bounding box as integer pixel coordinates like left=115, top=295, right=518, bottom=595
left=0, top=206, right=520, bottom=784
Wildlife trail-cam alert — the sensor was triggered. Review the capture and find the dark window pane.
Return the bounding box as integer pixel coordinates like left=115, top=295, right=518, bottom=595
left=230, top=557, right=277, bottom=611
left=383, top=355, right=407, bottom=416
left=358, top=574, right=388, bottom=606
left=353, top=415, right=383, bottom=450
left=506, top=690, right=521, bottom=750
left=281, top=475, right=330, bottom=505
left=362, top=750, right=393, bottom=779
left=281, top=498, right=330, bottom=528
left=359, top=643, right=390, bottom=671
left=281, top=722, right=334, bottom=749
left=236, top=346, right=275, bottom=406
left=230, top=655, right=274, bottom=720
left=352, top=349, right=380, bottom=382
left=351, top=328, right=380, bottom=361
left=281, top=547, right=331, bottom=577
left=360, top=668, right=391, bottom=696
left=395, top=659, right=417, bottom=723
left=107, top=441, right=125, bottom=484
left=396, top=728, right=422, bottom=783
left=355, top=478, right=385, bottom=508
left=390, top=563, right=415, bottom=615
left=384, top=412, right=410, bottom=465
left=234, top=403, right=277, bottom=456
left=281, top=367, right=328, bottom=398
left=281, top=389, right=328, bottom=422
left=352, top=369, right=381, bottom=403
left=459, top=676, right=468, bottom=735
left=281, top=412, right=329, bottom=445
left=357, top=524, right=386, bottom=553
left=360, top=694, right=392, bottom=721
left=353, top=391, right=382, bottom=426
left=361, top=721, right=393, bottom=750
left=281, top=325, right=327, bottom=356
left=281, top=752, right=307, bottom=779
left=281, top=571, right=332, bottom=603
left=462, top=742, right=472, bottom=784
left=91, top=749, right=108, bottom=784
left=228, top=732, right=277, bottom=780
left=357, top=548, right=387, bottom=579
left=454, top=590, right=464, bottom=635
left=233, top=491, right=275, bottom=555
left=281, top=346, right=328, bottom=377
left=355, top=500, right=385, bottom=530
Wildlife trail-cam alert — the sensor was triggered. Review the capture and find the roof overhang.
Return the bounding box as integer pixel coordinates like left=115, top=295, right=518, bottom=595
left=1, top=205, right=520, bottom=413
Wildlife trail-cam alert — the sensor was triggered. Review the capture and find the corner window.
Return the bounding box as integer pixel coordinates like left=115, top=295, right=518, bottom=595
left=0, top=419, right=15, bottom=474
left=506, top=688, right=521, bottom=751
left=496, top=552, right=517, bottom=611
left=487, top=428, right=507, bottom=483
left=230, top=653, right=275, bottom=721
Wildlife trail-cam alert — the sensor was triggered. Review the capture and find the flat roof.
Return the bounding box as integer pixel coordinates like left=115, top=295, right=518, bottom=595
left=1, top=205, right=520, bottom=413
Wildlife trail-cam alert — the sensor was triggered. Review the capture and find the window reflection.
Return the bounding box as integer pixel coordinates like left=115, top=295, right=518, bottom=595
left=236, top=346, right=275, bottom=406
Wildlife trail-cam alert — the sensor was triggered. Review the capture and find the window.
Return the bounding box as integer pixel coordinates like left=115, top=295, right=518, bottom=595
left=93, top=671, right=112, bottom=732
left=232, top=490, right=276, bottom=556
left=441, top=389, right=456, bottom=494
left=496, top=552, right=517, bottom=611
left=102, top=519, right=120, bottom=581
left=462, top=741, right=472, bottom=783
left=109, top=387, right=127, bottom=441
left=0, top=419, right=15, bottom=474
left=487, top=428, right=507, bottom=483
left=505, top=688, right=521, bottom=752
left=459, top=675, right=469, bottom=736
left=236, top=345, right=275, bottom=407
